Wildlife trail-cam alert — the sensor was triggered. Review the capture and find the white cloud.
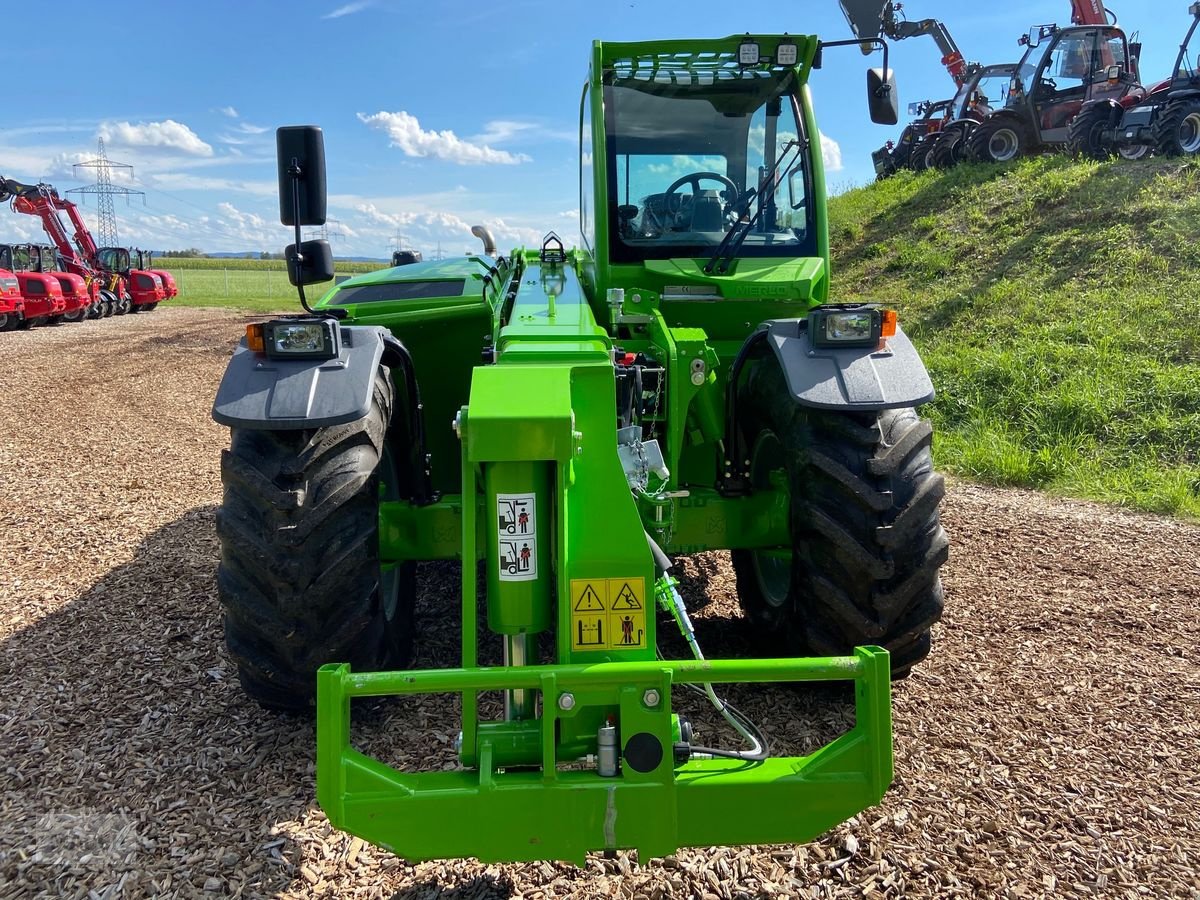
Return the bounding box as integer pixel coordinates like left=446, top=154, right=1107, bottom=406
left=217, top=201, right=267, bottom=232
left=358, top=111, right=531, bottom=165
left=471, top=120, right=536, bottom=145
left=820, top=133, right=843, bottom=173
left=218, top=106, right=239, bottom=119
left=323, top=1, right=372, bottom=18
left=99, top=120, right=213, bottom=157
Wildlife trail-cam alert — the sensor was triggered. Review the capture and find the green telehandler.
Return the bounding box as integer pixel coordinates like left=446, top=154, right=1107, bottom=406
left=212, top=32, right=947, bottom=864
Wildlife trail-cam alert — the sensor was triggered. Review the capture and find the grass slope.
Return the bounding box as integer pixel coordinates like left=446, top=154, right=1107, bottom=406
left=829, top=155, right=1200, bottom=518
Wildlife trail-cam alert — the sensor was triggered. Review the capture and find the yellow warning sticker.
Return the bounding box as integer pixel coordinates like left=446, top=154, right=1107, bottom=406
left=607, top=577, right=645, bottom=649
left=569, top=578, right=646, bottom=651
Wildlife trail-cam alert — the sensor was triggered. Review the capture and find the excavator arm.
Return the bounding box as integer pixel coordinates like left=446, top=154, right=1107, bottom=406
left=840, top=0, right=970, bottom=85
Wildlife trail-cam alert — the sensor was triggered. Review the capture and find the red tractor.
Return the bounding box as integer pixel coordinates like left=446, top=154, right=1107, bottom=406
left=95, top=246, right=167, bottom=313
left=1070, top=3, right=1200, bottom=159
left=0, top=243, right=66, bottom=329
left=927, top=62, right=1021, bottom=167
left=132, top=248, right=178, bottom=304
left=0, top=260, right=24, bottom=331
left=967, top=4, right=1150, bottom=162
left=27, top=244, right=93, bottom=323
left=841, top=1, right=976, bottom=177
left=0, top=176, right=167, bottom=316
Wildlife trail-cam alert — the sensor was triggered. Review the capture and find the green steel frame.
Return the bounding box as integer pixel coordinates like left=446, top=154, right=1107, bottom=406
left=313, top=33, right=896, bottom=863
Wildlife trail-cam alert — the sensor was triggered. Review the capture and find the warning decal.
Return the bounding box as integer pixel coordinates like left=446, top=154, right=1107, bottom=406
left=572, top=583, right=605, bottom=612
left=569, top=578, right=646, bottom=651
left=497, top=493, right=537, bottom=581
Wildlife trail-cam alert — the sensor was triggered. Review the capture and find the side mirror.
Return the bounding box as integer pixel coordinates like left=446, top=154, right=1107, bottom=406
left=867, top=67, right=899, bottom=125
left=285, top=240, right=334, bottom=286
left=1026, top=27, right=1042, bottom=48
left=277, top=126, right=327, bottom=227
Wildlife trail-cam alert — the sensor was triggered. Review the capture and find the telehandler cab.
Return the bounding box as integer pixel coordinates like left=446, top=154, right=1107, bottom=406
left=213, top=33, right=947, bottom=863
left=1070, top=3, right=1200, bottom=159
left=967, top=5, right=1148, bottom=163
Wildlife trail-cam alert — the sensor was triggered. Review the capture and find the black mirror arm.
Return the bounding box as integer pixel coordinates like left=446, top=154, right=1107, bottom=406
left=818, top=37, right=890, bottom=87
left=289, top=157, right=316, bottom=315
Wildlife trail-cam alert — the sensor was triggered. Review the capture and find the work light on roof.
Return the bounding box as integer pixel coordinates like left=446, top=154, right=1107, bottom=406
left=738, top=38, right=760, bottom=65
left=776, top=39, right=798, bottom=66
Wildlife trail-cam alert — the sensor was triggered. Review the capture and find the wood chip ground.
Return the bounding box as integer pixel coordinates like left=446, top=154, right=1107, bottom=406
left=1, top=309, right=1197, bottom=899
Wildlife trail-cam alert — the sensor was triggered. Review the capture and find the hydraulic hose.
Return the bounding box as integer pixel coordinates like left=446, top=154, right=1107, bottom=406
left=646, top=532, right=768, bottom=761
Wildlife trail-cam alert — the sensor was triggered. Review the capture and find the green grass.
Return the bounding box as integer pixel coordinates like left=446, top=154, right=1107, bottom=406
left=828, top=154, right=1200, bottom=519
left=160, top=260, right=387, bottom=312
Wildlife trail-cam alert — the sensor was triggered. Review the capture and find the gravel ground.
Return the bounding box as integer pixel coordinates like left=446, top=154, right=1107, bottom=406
left=1, top=307, right=1198, bottom=900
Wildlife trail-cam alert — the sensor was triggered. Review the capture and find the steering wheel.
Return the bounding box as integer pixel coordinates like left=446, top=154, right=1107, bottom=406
left=663, top=172, right=740, bottom=228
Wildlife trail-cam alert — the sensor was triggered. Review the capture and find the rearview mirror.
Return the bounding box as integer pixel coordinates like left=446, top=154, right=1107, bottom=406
left=285, top=240, right=334, bottom=286
left=867, top=68, right=899, bottom=125
left=277, top=126, right=327, bottom=227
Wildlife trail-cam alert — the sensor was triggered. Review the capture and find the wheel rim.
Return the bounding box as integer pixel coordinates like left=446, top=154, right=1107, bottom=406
left=748, top=430, right=791, bottom=608
left=1180, top=112, right=1200, bottom=154
left=1118, top=143, right=1149, bottom=160
left=988, top=128, right=1020, bottom=161
left=378, top=444, right=401, bottom=623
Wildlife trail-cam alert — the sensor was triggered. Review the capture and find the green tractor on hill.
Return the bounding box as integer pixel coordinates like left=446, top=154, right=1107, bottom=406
left=211, top=32, right=947, bottom=863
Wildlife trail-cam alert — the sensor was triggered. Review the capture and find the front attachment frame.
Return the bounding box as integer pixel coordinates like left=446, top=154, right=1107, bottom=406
left=317, top=647, right=891, bottom=864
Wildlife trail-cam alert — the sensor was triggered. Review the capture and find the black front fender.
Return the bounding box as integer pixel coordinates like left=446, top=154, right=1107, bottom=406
left=765, top=319, right=935, bottom=411
left=211, top=325, right=389, bottom=430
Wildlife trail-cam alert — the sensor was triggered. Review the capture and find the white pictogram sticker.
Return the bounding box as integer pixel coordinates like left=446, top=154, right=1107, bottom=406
left=497, top=493, right=537, bottom=581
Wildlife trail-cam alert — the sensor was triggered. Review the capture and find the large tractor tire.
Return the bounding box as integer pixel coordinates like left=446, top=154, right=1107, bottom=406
left=1068, top=102, right=1118, bottom=160
left=1153, top=97, right=1200, bottom=157
left=100, top=290, right=116, bottom=317
left=0, top=314, right=19, bottom=332
left=967, top=115, right=1029, bottom=163
left=216, top=366, right=415, bottom=710
left=930, top=123, right=971, bottom=169
left=113, top=292, right=131, bottom=316
left=909, top=140, right=936, bottom=172
left=731, top=362, right=947, bottom=676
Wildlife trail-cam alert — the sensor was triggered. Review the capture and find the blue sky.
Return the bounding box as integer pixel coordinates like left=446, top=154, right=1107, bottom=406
left=2, top=0, right=1187, bottom=257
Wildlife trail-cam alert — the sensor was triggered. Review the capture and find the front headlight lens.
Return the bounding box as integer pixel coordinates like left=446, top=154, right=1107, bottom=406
left=824, top=311, right=875, bottom=341
left=272, top=323, right=328, bottom=354
left=808, top=305, right=885, bottom=349
left=256, top=318, right=340, bottom=359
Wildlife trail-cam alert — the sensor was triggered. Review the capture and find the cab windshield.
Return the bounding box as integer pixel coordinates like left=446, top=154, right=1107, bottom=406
left=952, top=69, right=1014, bottom=119
left=604, top=71, right=815, bottom=264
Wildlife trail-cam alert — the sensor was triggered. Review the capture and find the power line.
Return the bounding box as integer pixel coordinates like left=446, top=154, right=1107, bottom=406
left=66, top=138, right=144, bottom=247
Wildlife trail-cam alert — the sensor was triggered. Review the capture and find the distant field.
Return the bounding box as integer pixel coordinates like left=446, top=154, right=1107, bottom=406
left=159, top=260, right=387, bottom=312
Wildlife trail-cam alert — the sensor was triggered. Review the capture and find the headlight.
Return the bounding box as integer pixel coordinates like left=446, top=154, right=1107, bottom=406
left=807, top=305, right=896, bottom=349
left=247, top=318, right=340, bottom=360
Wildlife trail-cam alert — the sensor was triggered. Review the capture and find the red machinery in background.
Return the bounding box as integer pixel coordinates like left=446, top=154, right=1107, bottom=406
left=28, top=244, right=94, bottom=323
left=0, top=177, right=166, bottom=317
left=0, top=258, right=25, bottom=331
left=0, top=244, right=66, bottom=330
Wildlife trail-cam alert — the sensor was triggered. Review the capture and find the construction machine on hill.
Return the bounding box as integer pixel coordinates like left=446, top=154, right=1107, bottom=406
left=212, top=31, right=948, bottom=863
left=966, top=3, right=1150, bottom=162
left=840, top=1, right=976, bottom=175
left=1070, top=2, right=1200, bottom=159
left=927, top=62, right=1021, bottom=168
left=872, top=97, right=954, bottom=176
